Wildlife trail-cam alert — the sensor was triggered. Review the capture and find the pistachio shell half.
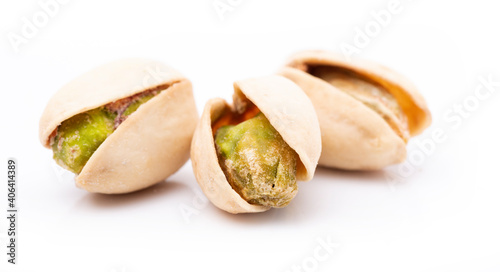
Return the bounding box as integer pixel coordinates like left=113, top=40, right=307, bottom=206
left=39, top=59, right=198, bottom=194
left=191, top=75, right=321, bottom=214
left=279, top=50, right=431, bottom=170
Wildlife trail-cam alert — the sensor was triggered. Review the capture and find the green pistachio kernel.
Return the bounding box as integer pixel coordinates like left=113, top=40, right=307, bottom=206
left=51, top=92, right=157, bottom=174
left=51, top=108, right=115, bottom=174
left=215, top=113, right=298, bottom=208
left=122, top=93, right=155, bottom=117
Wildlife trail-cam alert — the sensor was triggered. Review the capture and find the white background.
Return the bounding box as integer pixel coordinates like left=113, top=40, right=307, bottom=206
left=1, top=0, right=500, bottom=271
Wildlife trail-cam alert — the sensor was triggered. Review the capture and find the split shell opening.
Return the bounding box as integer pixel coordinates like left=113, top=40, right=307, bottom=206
left=190, top=75, right=321, bottom=214
left=39, top=59, right=199, bottom=194
left=279, top=50, right=432, bottom=170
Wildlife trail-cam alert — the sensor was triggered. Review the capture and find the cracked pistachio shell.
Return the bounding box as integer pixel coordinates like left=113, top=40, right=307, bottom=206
left=39, top=59, right=198, bottom=194
left=279, top=50, right=431, bottom=170
left=190, top=75, right=321, bottom=214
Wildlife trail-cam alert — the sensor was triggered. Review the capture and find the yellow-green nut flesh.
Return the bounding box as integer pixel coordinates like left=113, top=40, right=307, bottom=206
left=214, top=114, right=297, bottom=208
left=51, top=108, right=115, bottom=173
left=51, top=93, right=155, bottom=174
left=191, top=75, right=321, bottom=213
left=122, top=94, right=155, bottom=116
left=39, top=59, right=199, bottom=194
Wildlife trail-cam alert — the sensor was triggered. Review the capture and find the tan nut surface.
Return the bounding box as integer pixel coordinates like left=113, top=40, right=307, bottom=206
left=191, top=75, right=321, bottom=214
left=39, top=59, right=198, bottom=194
left=279, top=50, right=431, bottom=170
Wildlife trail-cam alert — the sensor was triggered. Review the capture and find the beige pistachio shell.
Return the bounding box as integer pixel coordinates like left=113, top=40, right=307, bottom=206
left=39, top=59, right=198, bottom=193
left=191, top=98, right=269, bottom=214
left=191, top=75, right=321, bottom=214
left=279, top=50, right=432, bottom=170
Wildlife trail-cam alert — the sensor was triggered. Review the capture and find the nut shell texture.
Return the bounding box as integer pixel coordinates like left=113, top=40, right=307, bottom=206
left=191, top=75, right=321, bottom=214
left=279, top=50, right=431, bottom=170
left=39, top=59, right=198, bottom=193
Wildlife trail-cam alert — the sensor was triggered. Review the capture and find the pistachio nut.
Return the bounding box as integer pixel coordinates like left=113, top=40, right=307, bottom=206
left=279, top=50, right=431, bottom=170
left=191, top=75, right=321, bottom=214
left=39, top=59, right=198, bottom=194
